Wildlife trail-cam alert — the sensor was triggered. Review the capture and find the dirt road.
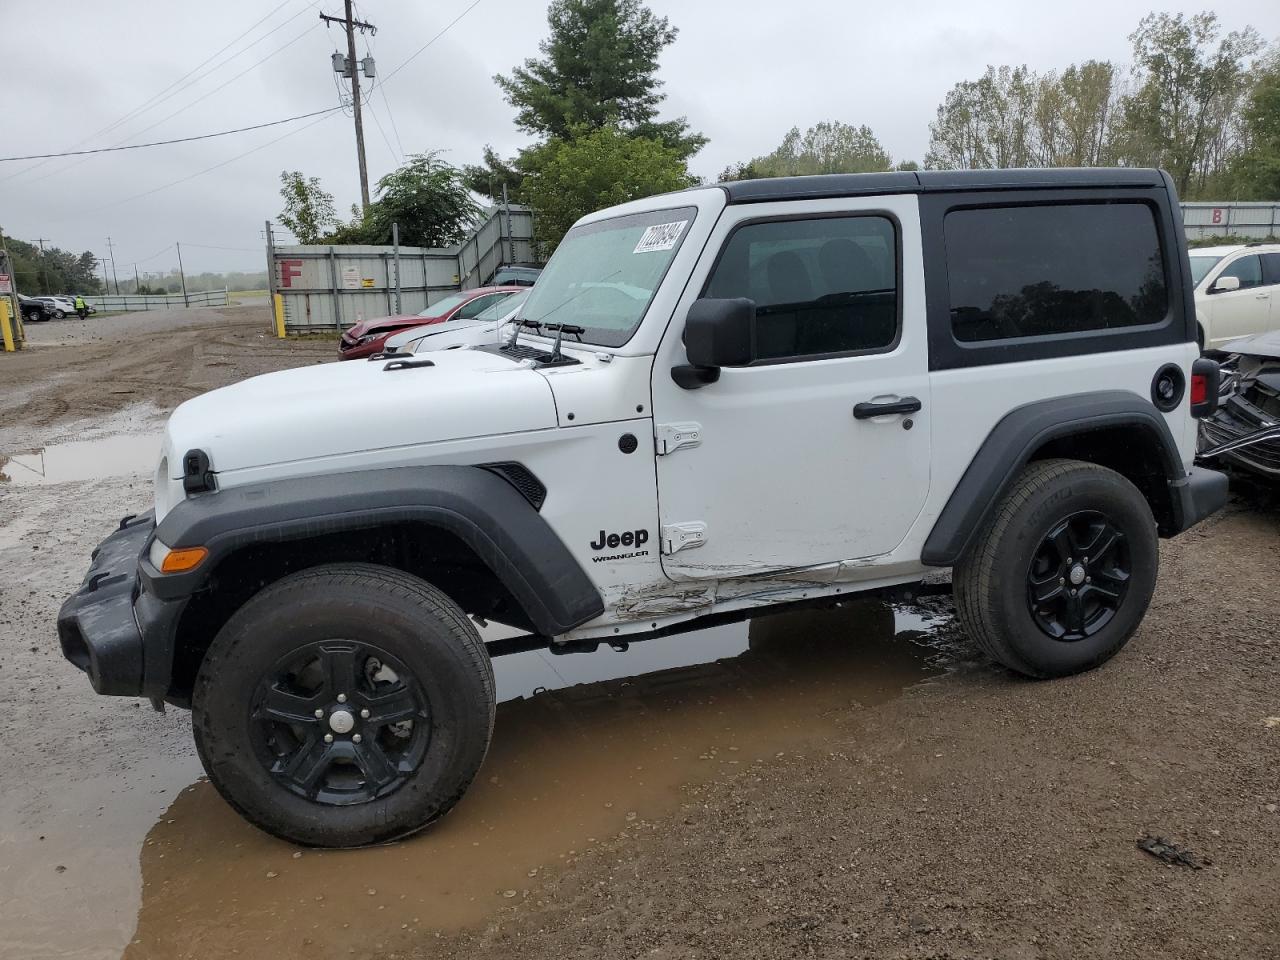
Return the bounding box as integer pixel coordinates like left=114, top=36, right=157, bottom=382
left=1, top=306, right=1277, bottom=960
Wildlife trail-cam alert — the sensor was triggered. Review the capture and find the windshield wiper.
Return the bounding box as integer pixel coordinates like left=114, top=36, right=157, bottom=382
left=544, top=322, right=586, bottom=362
left=505, top=317, right=544, bottom=350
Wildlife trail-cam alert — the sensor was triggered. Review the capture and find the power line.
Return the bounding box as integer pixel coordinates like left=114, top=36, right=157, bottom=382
left=0, top=108, right=344, bottom=162
left=379, top=0, right=485, bottom=86
left=93, top=110, right=340, bottom=213
left=0, top=0, right=301, bottom=182
left=6, top=16, right=324, bottom=187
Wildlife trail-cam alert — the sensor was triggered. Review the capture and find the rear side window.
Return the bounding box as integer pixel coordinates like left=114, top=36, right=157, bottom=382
left=945, top=203, right=1168, bottom=343
left=704, top=215, right=898, bottom=361
left=1262, top=253, right=1280, bottom=286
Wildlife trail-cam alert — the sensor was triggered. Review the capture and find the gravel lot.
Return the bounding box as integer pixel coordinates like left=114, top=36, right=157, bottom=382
left=1, top=306, right=1277, bottom=960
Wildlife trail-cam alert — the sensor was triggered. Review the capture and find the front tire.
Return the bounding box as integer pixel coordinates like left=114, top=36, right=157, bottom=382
left=192, top=563, right=495, bottom=847
left=53, top=309, right=65, bottom=319
left=954, top=459, right=1158, bottom=679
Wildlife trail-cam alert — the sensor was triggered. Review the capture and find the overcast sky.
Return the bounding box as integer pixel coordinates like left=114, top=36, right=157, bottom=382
left=2, top=0, right=1277, bottom=278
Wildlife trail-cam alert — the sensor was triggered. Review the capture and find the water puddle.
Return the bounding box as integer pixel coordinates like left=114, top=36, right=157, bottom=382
left=0, top=434, right=160, bottom=486
left=123, top=601, right=943, bottom=960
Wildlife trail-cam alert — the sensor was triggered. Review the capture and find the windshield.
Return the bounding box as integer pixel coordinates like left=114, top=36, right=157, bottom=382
left=416, top=292, right=469, bottom=318
left=476, top=290, right=528, bottom=321
left=1189, top=255, right=1224, bottom=286
left=517, top=207, right=697, bottom=347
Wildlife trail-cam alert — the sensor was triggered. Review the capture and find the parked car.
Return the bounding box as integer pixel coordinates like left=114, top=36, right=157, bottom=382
left=60, top=168, right=1226, bottom=848
left=337, top=286, right=522, bottom=360
left=1190, top=243, right=1280, bottom=350
left=1198, top=329, right=1280, bottom=479
left=16, top=294, right=51, bottom=322
left=491, top=263, right=542, bottom=287
left=383, top=290, right=530, bottom=355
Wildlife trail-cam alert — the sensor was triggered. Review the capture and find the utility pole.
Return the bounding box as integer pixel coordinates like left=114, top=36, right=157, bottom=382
left=105, top=236, right=120, bottom=294
left=321, top=3, right=375, bottom=211
left=35, top=237, right=50, bottom=293
left=133, top=264, right=141, bottom=294
left=175, top=241, right=189, bottom=307
left=97, top=258, right=110, bottom=294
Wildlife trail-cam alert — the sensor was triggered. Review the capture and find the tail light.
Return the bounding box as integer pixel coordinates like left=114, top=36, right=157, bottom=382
left=1190, top=357, right=1220, bottom=419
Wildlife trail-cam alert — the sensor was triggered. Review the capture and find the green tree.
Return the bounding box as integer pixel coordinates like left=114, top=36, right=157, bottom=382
left=1228, top=52, right=1280, bottom=199
left=926, top=65, right=1040, bottom=169
left=328, top=152, right=480, bottom=248
left=1118, top=12, right=1261, bottom=196
left=473, top=0, right=706, bottom=200
left=496, top=0, right=704, bottom=158
left=277, top=171, right=338, bottom=244
left=1, top=238, right=102, bottom=295
left=755, top=122, right=894, bottom=177
left=523, top=125, right=695, bottom=251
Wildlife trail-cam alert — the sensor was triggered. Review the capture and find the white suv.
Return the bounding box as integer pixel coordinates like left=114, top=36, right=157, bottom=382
left=59, top=168, right=1228, bottom=847
left=1190, top=243, right=1280, bottom=349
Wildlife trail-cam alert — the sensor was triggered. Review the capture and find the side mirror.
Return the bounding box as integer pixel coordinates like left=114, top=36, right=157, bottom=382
left=1211, top=275, right=1240, bottom=293
left=673, top=298, right=755, bottom=389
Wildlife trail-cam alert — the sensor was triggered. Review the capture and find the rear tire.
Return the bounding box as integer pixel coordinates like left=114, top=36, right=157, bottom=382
left=954, top=459, right=1158, bottom=679
left=192, top=563, right=495, bottom=847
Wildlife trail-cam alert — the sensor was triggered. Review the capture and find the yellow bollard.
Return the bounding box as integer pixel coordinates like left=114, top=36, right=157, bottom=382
left=0, top=298, right=16, bottom=352
left=273, top=293, right=286, bottom=338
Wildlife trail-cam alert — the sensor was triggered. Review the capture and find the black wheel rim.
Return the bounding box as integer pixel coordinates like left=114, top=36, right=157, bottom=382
left=1026, top=510, right=1131, bottom=642
left=250, top=640, right=430, bottom=806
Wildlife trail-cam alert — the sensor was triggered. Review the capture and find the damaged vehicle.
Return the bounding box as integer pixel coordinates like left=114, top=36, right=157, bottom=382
left=1198, top=330, right=1280, bottom=478
left=59, top=168, right=1227, bottom=848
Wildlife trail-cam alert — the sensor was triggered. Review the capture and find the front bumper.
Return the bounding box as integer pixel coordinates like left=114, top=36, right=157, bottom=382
left=57, top=512, right=185, bottom=698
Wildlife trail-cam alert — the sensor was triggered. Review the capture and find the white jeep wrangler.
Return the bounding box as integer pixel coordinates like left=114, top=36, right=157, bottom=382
left=60, top=168, right=1227, bottom=847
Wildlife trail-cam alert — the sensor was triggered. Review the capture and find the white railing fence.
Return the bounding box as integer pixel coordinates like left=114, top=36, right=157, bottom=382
left=85, top=288, right=229, bottom=312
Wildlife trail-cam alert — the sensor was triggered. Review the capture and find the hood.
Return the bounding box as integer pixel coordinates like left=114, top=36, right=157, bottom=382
left=384, top=317, right=497, bottom=352
left=344, top=314, right=436, bottom=338
left=1223, top=330, right=1280, bottom=361
left=164, top=348, right=555, bottom=477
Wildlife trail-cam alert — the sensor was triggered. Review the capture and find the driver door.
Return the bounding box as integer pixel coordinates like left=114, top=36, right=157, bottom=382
left=649, top=194, right=931, bottom=581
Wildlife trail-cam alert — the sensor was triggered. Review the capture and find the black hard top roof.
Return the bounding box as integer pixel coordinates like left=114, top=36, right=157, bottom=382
left=719, top=168, right=1168, bottom=204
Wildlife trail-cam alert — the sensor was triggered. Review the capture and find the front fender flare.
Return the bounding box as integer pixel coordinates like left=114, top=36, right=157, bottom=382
left=147, top=465, right=604, bottom=636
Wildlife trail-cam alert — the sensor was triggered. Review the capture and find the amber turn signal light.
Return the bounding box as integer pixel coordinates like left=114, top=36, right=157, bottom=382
left=160, top=546, right=208, bottom=573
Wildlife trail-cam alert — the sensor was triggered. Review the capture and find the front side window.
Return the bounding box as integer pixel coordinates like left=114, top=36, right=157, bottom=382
left=1219, top=255, right=1262, bottom=289
left=704, top=215, right=898, bottom=361
left=517, top=207, right=697, bottom=347
left=457, top=292, right=512, bottom=319
left=946, top=203, right=1169, bottom=343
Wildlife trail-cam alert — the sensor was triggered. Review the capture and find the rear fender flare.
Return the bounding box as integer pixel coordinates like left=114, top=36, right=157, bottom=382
left=921, top=391, right=1185, bottom=566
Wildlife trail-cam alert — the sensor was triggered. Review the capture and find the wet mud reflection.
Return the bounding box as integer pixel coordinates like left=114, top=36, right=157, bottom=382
left=125, top=601, right=942, bottom=959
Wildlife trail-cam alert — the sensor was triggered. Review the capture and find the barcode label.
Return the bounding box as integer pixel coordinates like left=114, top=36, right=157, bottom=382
left=633, top=220, right=688, bottom=254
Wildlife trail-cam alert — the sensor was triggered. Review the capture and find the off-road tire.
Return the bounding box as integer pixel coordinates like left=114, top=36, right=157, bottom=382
left=192, top=562, right=495, bottom=848
left=954, top=459, right=1158, bottom=679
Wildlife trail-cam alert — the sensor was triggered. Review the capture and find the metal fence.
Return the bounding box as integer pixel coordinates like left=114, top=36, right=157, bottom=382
left=1181, top=202, right=1280, bottom=241
left=270, top=205, right=535, bottom=334
left=85, top=288, right=229, bottom=312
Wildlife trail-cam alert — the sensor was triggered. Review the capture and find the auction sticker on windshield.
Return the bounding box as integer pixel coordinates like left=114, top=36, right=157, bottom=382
left=633, top=220, right=689, bottom=254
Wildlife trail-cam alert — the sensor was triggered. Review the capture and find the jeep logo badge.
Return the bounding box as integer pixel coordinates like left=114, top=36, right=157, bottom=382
left=590, top=529, right=649, bottom=551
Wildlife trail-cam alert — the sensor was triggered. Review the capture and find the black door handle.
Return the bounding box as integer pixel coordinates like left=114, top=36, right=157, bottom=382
left=853, top=396, right=922, bottom=419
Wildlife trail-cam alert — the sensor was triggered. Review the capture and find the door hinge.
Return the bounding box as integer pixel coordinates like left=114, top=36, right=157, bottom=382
left=655, top=421, right=702, bottom=456
left=661, top=521, right=708, bottom=555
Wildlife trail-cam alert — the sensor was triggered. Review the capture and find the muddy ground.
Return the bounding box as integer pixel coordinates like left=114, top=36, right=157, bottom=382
left=1, top=306, right=1278, bottom=960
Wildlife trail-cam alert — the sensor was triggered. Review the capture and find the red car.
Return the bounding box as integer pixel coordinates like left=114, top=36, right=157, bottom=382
left=338, top=286, right=523, bottom=360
